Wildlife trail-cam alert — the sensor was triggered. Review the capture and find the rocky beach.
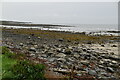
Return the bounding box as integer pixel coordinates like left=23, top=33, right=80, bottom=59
left=2, top=27, right=120, bottom=80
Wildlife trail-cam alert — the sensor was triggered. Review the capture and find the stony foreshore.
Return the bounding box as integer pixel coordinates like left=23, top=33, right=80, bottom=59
left=2, top=27, right=120, bottom=80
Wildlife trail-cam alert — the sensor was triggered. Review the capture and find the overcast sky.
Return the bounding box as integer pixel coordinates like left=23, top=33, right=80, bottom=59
left=2, top=2, right=118, bottom=24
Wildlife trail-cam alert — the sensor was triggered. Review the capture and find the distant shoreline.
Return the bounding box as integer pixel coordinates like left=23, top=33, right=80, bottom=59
left=0, top=20, right=72, bottom=27
left=0, top=20, right=119, bottom=36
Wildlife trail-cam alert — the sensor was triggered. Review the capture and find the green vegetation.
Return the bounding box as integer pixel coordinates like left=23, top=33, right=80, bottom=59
left=2, top=53, right=17, bottom=79
left=1, top=47, right=17, bottom=79
left=11, top=60, right=45, bottom=80
left=1, top=46, right=46, bottom=80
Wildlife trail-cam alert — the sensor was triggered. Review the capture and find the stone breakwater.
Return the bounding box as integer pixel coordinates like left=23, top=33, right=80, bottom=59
left=2, top=28, right=120, bottom=80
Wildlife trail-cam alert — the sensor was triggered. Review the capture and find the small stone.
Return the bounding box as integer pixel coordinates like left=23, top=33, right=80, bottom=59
left=101, top=44, right=105, bottom=47
left=102, top=59, right=111, bottom=62
left=40, top=45, right=45, bottom=49
left=54, top=44, right=59, bottom=47
left=67, top=40, right=71, bottom=42
left=77, top=74, right=82, bottom=76
left=107, top=67, right=114, bottom=73
left=56, top=53, right=66, bottom=58
left=15, top=45, right=21, bottom=49
left=80, top=60, right=89, bottom=65
left=88, top=70, right=97, bottom=75
left=58, top=39, right=64, bottom=41
left=67, top=58, right=75, bottom=62
left=31, top=34, right=34, bottom=36
left=57, top=58, right=66, bottom=62
left=111, top=45, right=117, bottom=47
left=34, top=45, right=38, bottom=48
left=62, top=65, right=68, bottom=69
left=98, top=65, right=104, bottom=69
left=48, top=58, right=55, bottom=62
left=47, top=52, right=54, bottom=56
left=27, top=42, right=34, bottom=45
left=73, top=53, right=80, bottom=58
left=41, top=54, right=47, bottom=58
left=87, top=41, right=92, bottom=44
left=29, top=47, right=36, bottom=52
left=74, top=42, right=79, bottom=44
left=91, top=56, right=97, bottom=60
left=38, top=37, right=41, bottom=39
left=35, top=51, right=40, bottom=54
left=28, top=36, right=31, bottom=39
left=29, top=54, right=35, bottom=57
left=109, top=55, right=120, bottom=60
left=82, top=48, right=87, bottom=52
left=64, top=49, right=72, bottom=55
left=19, top=43, right=24, bottom=46
left=111, top=61, right=117, bottom=64
left=56, top=48, right=62, bottom=52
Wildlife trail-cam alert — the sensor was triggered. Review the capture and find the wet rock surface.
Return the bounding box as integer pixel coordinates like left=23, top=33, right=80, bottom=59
left=2, top=29, right=120, bottom=80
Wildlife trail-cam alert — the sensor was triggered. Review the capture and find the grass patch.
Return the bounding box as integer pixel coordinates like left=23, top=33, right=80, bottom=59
left=11, top=60, right=45, bottom=80
left=1, top=47, right=17, bottom=79
left=2, top=54, right=17, bottom=78
left=1, top=46, right=46, bottom=80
